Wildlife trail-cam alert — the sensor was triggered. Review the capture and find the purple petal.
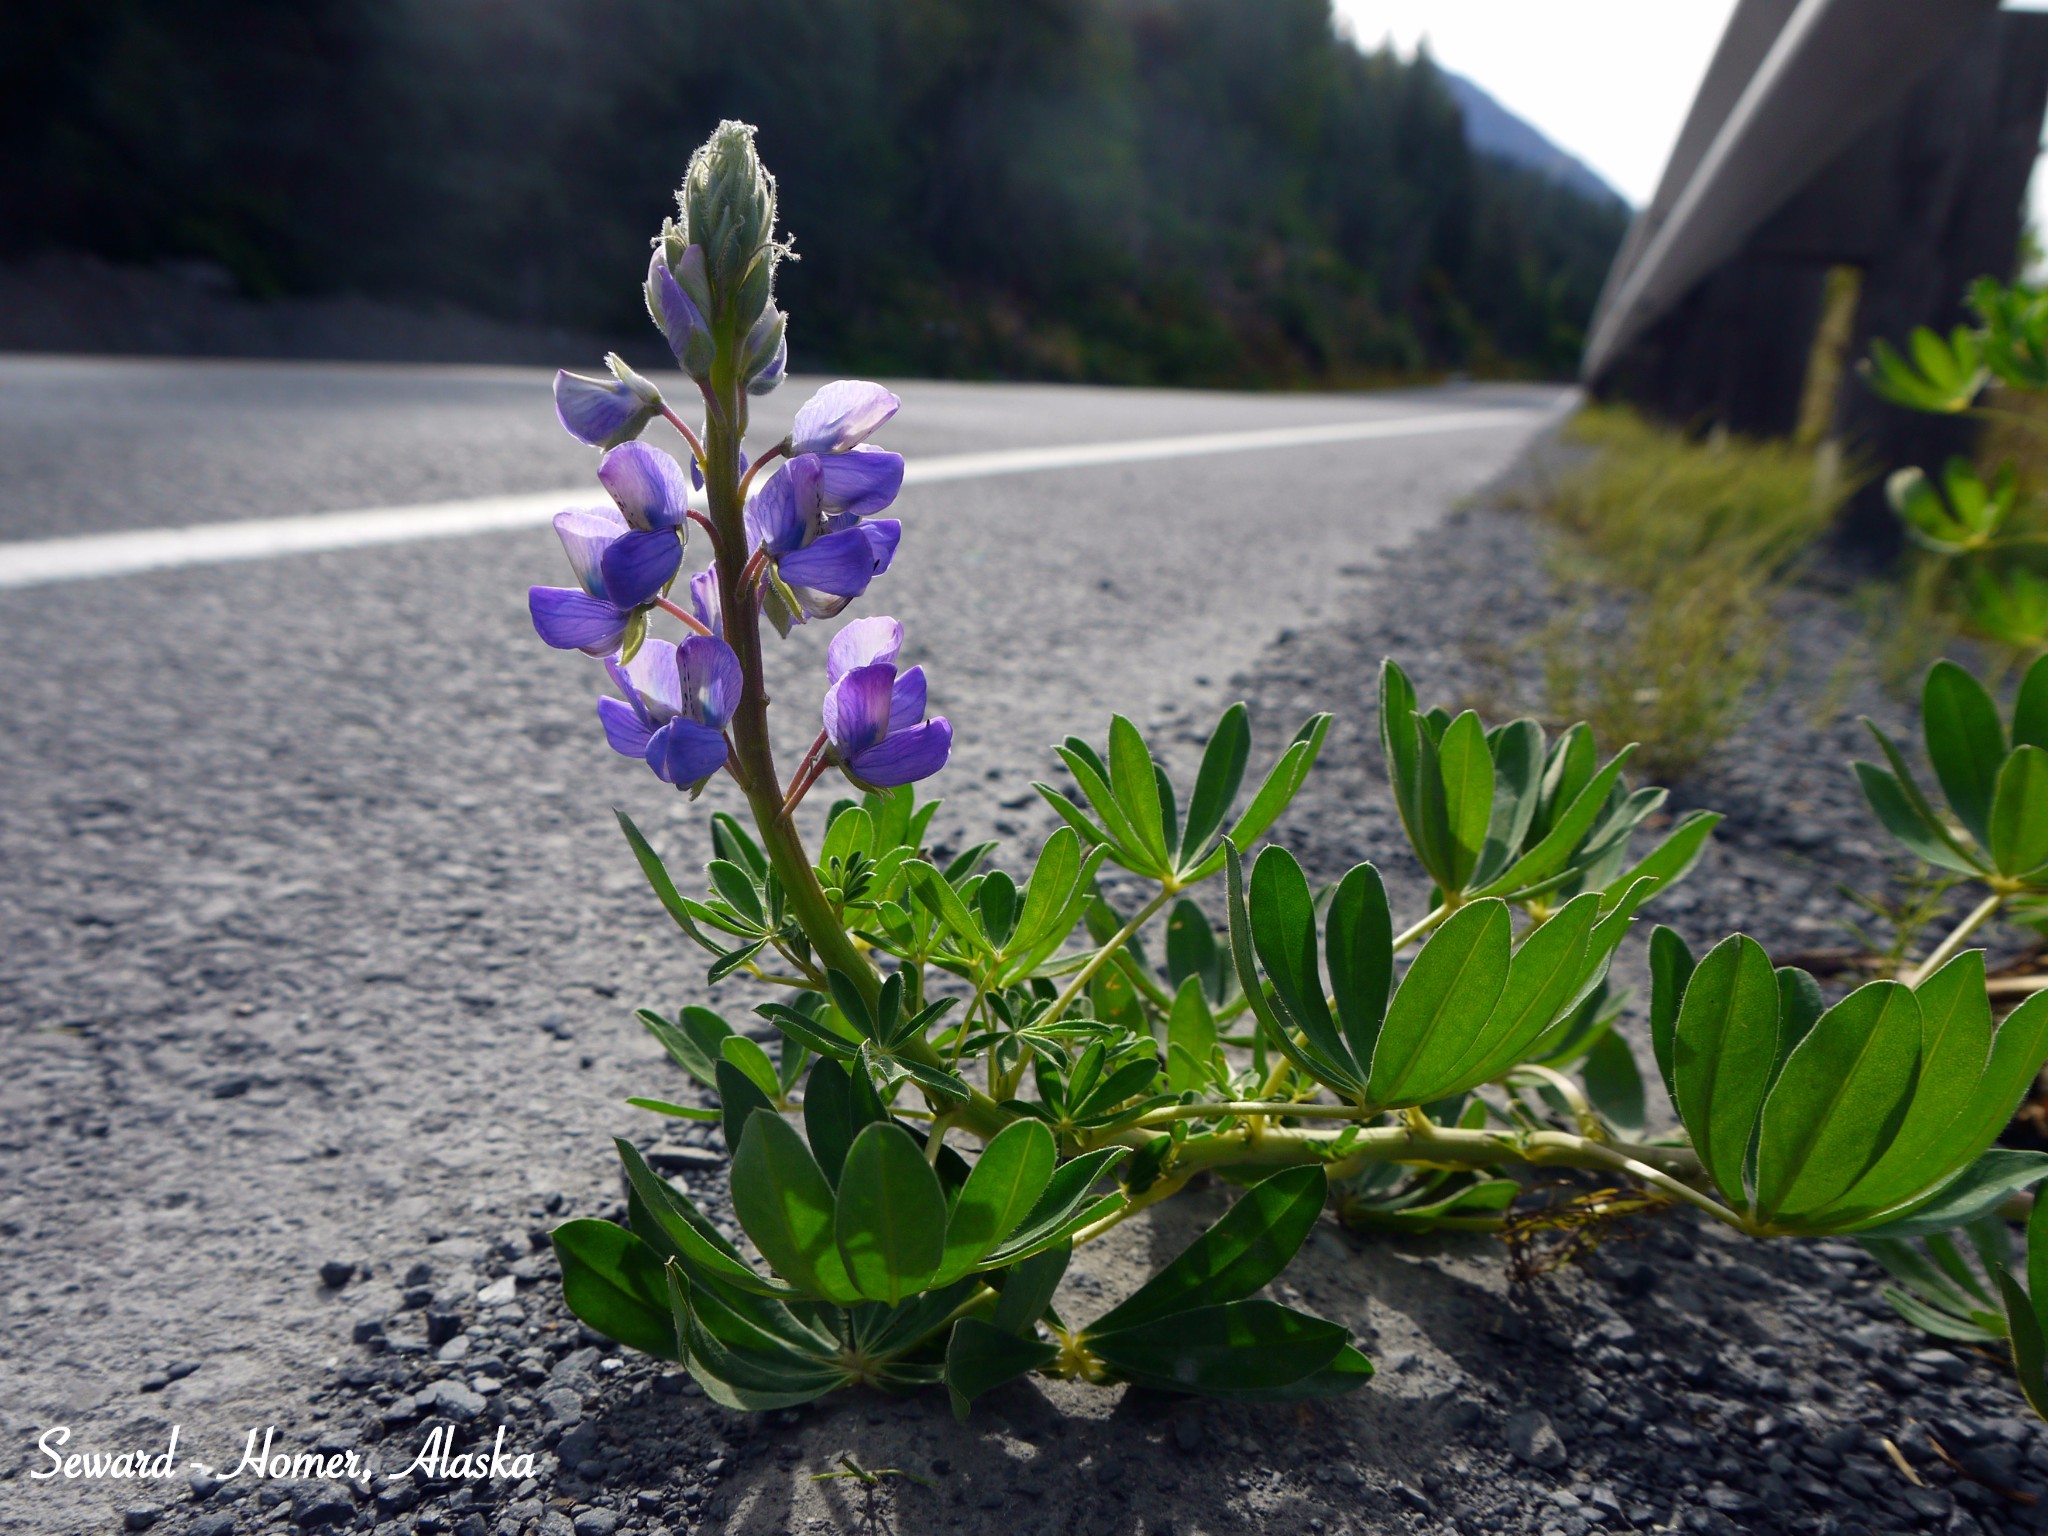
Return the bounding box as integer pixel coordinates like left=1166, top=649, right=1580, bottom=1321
left=554, top=369, right=657, bottom=448
left=618, top=637, right=683, bottom=722
left=598, top=695, right=655, bottom=759
left=790, top=380, right=900, bottom=455
left=645, top=250, right=710, bottom=368
left=860, top=518, right=902, bottom=576
left=822, top=663, right=896, bottom=755
left=888, top=664, right=927, bottom=731
left=790, top=587, right=850, bottom=621
left=598, top=441, right=690, bottom=532
left=744, top=459, right=812, bottom=555
left=598, top=528, right=682, bottom=610
left=826, top=616, right=904, bottom=683
left=779, top=524, right=890, bottom=598
left=646, top=718, right=730, bottom=787
left=815, top=447, right=905, bottom=520
left=848, top=718, right=952, bottom=788
left=689, top=568, right=723, bottom=636
left=747, top=328, right=787, bottom=396
left=553, top=507, right=629, bottom=597
left=677, top=635, right=744, bottom=729
left=529, top=586, right=627, bottom=655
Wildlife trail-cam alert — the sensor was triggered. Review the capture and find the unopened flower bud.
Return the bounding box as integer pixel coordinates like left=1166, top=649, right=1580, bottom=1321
left=679, top=121, right=780, bottom=326
left=645, top=251, right=715, bottom=378
left=744, top=307, right=787, bottom=396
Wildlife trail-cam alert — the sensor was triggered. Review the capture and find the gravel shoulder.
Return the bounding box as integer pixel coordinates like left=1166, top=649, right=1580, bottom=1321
left=11, top=424, right=2046, bottom=1536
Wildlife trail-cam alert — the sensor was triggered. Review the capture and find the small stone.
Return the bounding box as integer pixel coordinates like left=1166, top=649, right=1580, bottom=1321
left=352, top=1317, right=386, bottom=1345
left=290, top=1481, right=356, bottom=1527
left=1173, top=1416, right=1203, bottom=1451
left=404, top=1261, right=434, bottom=1286
left=417, top=1379, right=487, bottom=1422
left=1910, top=1349, right=1970, bottom=1384
left=1507, top=1409, right=1568, bottom=1469
left=572, top=1512, right=620, bottom=1536
left=164, top=1360, right=200, bottom=1381
left=647, top=1146, right=725, bottom=1175
left=187, top=1465, right=222, bottom=1500
left=320, top=1261, right=357, bottom=1289
left=539, top=1387, right=584, bottom=1423
left=191, top=1515, right=236, bottom=1536
left=436, top=1335, right=471, bottom=1362
left=477, top=1275, right=517, bottom=1306
left=139, top=1372, right=169, bottom=1393
left=124, top=1508, right=162, bottom=1532
left=426, top=1310, right=464, bottom=1347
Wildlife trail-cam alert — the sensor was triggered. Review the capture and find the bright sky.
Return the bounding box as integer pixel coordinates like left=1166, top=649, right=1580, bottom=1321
left=1332, top=1, right=2048, bottom=210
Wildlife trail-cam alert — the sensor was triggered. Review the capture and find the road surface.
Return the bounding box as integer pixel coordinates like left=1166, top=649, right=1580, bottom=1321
left=0, top=356, right=1565, bottom=1531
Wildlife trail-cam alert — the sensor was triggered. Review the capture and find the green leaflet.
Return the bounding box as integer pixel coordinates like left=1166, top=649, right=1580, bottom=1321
left=1647, top=925, right=1694, bottom=1105
left=1107, top=715, right=1170, bottom=869
left=1853, top=761, right=1983, bottom=874
left=1181, top=703, right=1251, bottom=865
left=945, top=1319, right=1059, bottom=1421
left=2015, top=654, right=2048, bottom=752
left=1167, top=977, right=1220, bottom=1092
left=1367, top=899, right=1512, bottom=1108
left=553, top=1220, right=681, bottom=1361
left=730, top=1112, right=860, bottom=1303
left=834, top=1122, right=948, bottom=1304
left=1088, top=1300, right=1348, bottom=1394
left=1326, top=863, right=1393, bottom=1072
left=937, top=1119, right=1057, bottom=1283
left=1091, top=1167, right=1328, bottom=1335
left=1923, top=660, right=2006, bottom=846
left=1751, top=982, right=1921, bottom=1226
left=1431, top=891, right=1601, bottom=1096
left=1670, top=935, right=1779, bottom=1214
left=1992, top=745, right=2048, bottom=876
left=1435, top=710, right=1495, bottom=893
left=1248, top=846, right=1358, bottom=1092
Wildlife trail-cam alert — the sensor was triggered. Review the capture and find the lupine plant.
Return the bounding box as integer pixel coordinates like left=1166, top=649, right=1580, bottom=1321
left=530, top=125, right=2048, bottom=1419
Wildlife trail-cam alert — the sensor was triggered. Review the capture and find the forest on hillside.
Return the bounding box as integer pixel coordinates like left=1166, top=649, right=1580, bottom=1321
left=0, top=0, right=1629, bottom=384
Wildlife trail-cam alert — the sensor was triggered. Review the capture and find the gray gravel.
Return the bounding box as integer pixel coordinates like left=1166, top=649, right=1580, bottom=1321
left=7, top=367, right=2040, bottom=1536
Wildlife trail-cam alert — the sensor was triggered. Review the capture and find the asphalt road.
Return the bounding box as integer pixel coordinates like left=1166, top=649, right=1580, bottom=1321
left=0, top=357, right=1565, bottom=1531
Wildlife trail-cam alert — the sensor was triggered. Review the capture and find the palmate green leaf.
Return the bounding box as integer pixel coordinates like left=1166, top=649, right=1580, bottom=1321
left=946, top=1318, right=1059, bottom=1421
left=1670, top=935, right=1780, bottom=1213
left=636, top=1005, right=733, bottom=1091
left=1182, top=714, right=1332, bottom=883
left=615, top=1137, right=799, bottom=1299
left=669, top=1271, right=851, bottom=1411
left=755, top=1001, right=859, bottom=1063
left=1224, top=843, right=1349, bottom=1096
left=1472, top=748, right=1638, bottom=900
left=710, top=812, right=768, bottom=881
left=937, top=1119, right=1057, bottom=1283
left=1991, top=745, right=2048, bottom=876
left=993, top=1242, right=1072, bottom=1335
left=1474, top=718, right=1544, bottom=889
left=1181, top=703, right=1252, bottom=866
left=802, top=1057, right=880, bottom=1185
left=1924, top=660, right=2007, bottom=848
left=903, top=862, right=991, bottom=958
left=1436, top=710, right=1495, bottom=894
left=1088, top=1299, right=1349, bottom=1396
left=834, top=1122, right=948, bottom=1304
left=1054, top=743, right=1158, bottom=875
left=1751, top=981, right=1920, bottom=1226
left=1862, top=1215, right=2011, bottom=1344
left=553, top=1220, right=680, bottom=1360
left=730, top=1111, right=861, bottom=1303
left=1866, top=326, right=1987, bottom=413
left=1367, top=900, right=1512, bottom=1108
left=1091, top=1167, right=1328, bottom=1335
left=616, top=810, right=717, bottom=950
left=1647, top=925, right=1694, bottom=1104
left=1611, top=810, right=1721, bottom=900
left=1854, top=1149, right=2048, bottom=1239
left=707, top=859, right=767, bottom=929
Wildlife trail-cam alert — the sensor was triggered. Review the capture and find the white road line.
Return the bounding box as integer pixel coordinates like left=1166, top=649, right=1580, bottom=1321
left=0, top=405, right=1553, bottom=590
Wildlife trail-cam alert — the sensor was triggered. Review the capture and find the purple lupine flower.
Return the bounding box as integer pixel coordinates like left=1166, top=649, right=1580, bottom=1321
left=788, top=380, right=900, bottom=456
left=819, top=617, right=952, bottom=788
left=743, top=306, right=787, bottom=396
left=596, top=635, right=742, bottom=788
left=554, top=355, right=663, bottom=448
left=745, top=453, right=903, bottom=621
left=528, top=442, right=691, bottom=653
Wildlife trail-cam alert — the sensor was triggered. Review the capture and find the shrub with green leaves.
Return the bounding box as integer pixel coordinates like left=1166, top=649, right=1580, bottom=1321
left=528, top=126, right=2048, bottom=1423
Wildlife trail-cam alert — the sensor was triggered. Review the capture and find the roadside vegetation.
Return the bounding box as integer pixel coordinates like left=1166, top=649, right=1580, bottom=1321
left=1532, top=406, right=1845, bottom=780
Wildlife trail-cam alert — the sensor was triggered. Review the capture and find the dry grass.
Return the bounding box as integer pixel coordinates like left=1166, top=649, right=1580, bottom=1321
left=1537, top=407, right=1844, bottom=780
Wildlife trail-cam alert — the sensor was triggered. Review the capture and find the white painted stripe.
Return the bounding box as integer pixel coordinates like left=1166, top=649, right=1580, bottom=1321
left=0, top=405, right=1552, bottom=590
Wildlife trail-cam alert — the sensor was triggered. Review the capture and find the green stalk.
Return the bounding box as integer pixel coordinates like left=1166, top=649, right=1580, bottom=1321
left=1902, top=889, right=2005, bottom=988
left=1048, top=886, right=1174, bottom=1019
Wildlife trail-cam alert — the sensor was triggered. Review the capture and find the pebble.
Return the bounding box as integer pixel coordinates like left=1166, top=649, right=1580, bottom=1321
left=122, top=1508, right=161, bottom=1532
left=1507, top=1409, right=1568, bottom=1470
left=416, top=1379, right=487, bottom=1421
left=291, top=1482, right=357, bottom=1527
left=320, top=1260, right=357, bottom=1289
left=477, top=1274, right=517, bottom=1305
left=572, top=1511, right=620, bottom=1536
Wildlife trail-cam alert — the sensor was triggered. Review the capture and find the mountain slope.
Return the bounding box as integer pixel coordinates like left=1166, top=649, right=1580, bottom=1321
left=1442, top=70, right=1628, bottom=209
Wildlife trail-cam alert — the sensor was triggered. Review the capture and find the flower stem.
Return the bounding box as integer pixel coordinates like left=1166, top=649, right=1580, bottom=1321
left=1902, top=890, right=2005, bottom=988
left=737, top=442, right=786, bottom=503
left=659, top=403, right=706, bottom=463
left=1392, top=900, right=1454, bottom=952
left=654, top=595, right=714, bottom=637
